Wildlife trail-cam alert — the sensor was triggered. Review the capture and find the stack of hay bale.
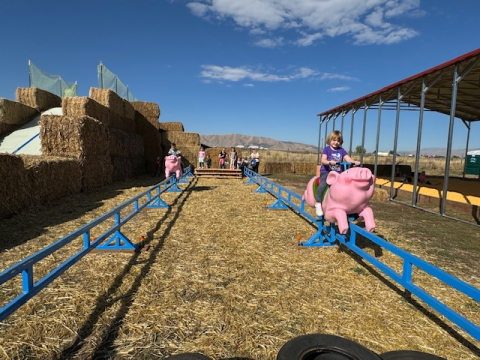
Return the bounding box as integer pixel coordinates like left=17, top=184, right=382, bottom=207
left=159, top=122, right=200, bottom=168
left=0, top=88, right=81, bottom=218
left=130, top=101, right=162, bottom=174
left=41, top=88, right=152, bottom=189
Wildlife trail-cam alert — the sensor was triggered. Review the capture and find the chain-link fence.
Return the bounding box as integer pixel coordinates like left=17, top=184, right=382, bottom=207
left=97, top=62, right=138, bottom=101
left=28, top=61, right=77, bottom=98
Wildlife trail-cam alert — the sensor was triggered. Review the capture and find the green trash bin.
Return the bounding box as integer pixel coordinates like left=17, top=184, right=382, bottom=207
left=466, top=151, right=480, bottom=175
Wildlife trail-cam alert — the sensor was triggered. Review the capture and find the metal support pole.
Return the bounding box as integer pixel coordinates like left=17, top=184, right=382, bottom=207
left=374, top=96, right=383, bottom=178
left=341, top=110, right=345, bottom=135
left=360, top=101, right=368, bottom=164
left=317, top=116, right=323, bottom=165
left=390, top=87, right=402, bottom=199
left=441, top=65, right=459, bottom=215
left=412, top=77, right=427, bottom=206
left=349, top=106, right=355, bottom=156
left=463, top=121, right=471, bottom=178
left=324, top=114, right=330, bottom=150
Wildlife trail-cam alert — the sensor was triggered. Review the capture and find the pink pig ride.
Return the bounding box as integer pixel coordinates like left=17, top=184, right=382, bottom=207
left=302, top=167, right=376, bottom=235
left=165, top=155, right=182, bottom=179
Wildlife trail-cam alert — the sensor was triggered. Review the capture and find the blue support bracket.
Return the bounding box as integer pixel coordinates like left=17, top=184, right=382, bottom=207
left=95, top=230, right=138, bottom=251
left=244, top=177, right=256, bottom=184
left=267, top=199, right=289, bottom=210
left=301, top=219, right=336, bottom=247
left=254, top=186, right=268, bottom=193
left=178, top=176, right=189, bottom=184
left=147, top=197, right=169, bottom=208
left=167, top=181, right=182, bottom=192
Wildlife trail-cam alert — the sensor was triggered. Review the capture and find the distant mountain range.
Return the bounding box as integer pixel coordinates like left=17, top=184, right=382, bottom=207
left=200, top=134, right=318, bottom=153
left=200, top=134, right=478, bottom=157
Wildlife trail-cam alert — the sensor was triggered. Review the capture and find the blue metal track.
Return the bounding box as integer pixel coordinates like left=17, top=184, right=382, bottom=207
left=244, top=167, right=480, bottom=341
left=0, top=168, right=193, bottom=322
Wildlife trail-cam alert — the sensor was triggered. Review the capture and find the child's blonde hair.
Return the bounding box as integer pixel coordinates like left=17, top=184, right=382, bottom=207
left=326, top=130, right=343, bottom=145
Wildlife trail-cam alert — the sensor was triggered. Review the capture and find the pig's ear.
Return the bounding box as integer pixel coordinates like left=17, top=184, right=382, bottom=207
left=326, top=171, right=339, bottom=185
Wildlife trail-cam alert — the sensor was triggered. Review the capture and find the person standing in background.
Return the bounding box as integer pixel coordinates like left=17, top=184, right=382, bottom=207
left=250, top=149, right=260, bottom=173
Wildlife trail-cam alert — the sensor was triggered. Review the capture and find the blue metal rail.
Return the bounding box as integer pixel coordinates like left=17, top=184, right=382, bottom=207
left=0, top=167, right=193, bottom=322
left=244, top=167, right=480, bottom=341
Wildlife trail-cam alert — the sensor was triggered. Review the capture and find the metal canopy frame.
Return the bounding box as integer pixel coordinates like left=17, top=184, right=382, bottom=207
left=316, top=48, right=480, bottom=220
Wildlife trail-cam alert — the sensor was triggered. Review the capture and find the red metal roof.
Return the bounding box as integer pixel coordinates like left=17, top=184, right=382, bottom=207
left=317, top=48, right=480, bottom=121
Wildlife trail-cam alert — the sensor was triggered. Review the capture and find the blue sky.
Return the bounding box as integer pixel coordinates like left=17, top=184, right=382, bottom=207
left=1, top=0, right=479, bottom=153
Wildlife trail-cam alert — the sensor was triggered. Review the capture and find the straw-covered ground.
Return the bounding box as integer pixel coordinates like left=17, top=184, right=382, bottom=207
left=0, top=175, right=479, bottom=359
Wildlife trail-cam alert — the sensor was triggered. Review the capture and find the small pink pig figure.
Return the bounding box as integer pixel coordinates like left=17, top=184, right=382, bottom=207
left=322, top=167, right=376, bottom=234
left=165, top=155, right=182, bottom=179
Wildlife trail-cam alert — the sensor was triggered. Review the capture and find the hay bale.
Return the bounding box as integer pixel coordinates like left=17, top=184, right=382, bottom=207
left=81, top=155, right=113, bottom=190
left=0, top=98, right=38, bottom=129
left=40, top=115, right=110, bottom=158
left=0, top=122, right=17, bottom=136
left=89, top=88, right=135, bottom=122
left=0, top=154, right=30, bottom=218
left=21, top=155, right=82, bottom=203
left=129, top=133, right=144, bottom=157
left=134, top=111, right=162, bottom=174
left=111, top=155, right=133, bottom=182
left=159, top=122, right=184, bottom=132
left=109, top=128, right=144, bottom=157
left=294, top=162, right=316, bottom=175
left=131, top=101, right=160, bottom=120
left=263, top=162, right=294, bottom=174
left=161, top=131, right=200, bottom=148
left=372, top=188, right=389, bottom=201
left=177, top=145, right=201, bottom=167
left=64, top=96, right=136, bottom=134
left=132, top=155, right=146, bottom=176
left=15, top=87, right=62, bottom=111
left=62, top=96, right=109, bottom=124
left=109, top=128, right=130, bottom=157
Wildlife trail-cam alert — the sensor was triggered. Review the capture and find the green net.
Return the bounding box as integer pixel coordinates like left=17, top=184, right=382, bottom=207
left=28, top=61, right=77, bottom=98
left=97, top=62, right=138, bottom=101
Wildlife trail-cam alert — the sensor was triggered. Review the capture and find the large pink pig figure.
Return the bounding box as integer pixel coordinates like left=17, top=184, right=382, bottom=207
left=323, top=167, right=376, bottom=234
left=165, top=155, right=182, bottom=178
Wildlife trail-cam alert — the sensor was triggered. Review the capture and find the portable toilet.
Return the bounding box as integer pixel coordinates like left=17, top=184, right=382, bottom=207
left=466, top=150, right=480, bottom=176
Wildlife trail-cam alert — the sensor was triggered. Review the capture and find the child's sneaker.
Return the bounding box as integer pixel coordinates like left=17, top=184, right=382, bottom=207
left=315, top=202, right=323, bottom=217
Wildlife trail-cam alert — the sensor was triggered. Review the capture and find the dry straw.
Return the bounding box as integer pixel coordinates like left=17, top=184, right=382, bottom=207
left=294, top=162, right=317, bottom=174
left=0, top=154, right=30, bottom=217
left=0, top=176, right=477, bottom=359
left=15, top=87, right=62, bottom=112
left=0, top=98, right=38, bottom=136
left=131, top=101, right=161, bottom=129
left=159, top=122, right=184, bottom=132
left=21, top=155, right=82, bottom=203
left=40, top=115, right=110, bottom=159
left=134, top=112, right=163, bottom=172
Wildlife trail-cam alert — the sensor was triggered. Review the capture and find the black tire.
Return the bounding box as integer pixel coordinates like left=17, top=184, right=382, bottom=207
left=276, top=334, right=383, bottom=360
left=380, top=350, right=447, bottom=360
left=164, top=353, right=212, bottom=360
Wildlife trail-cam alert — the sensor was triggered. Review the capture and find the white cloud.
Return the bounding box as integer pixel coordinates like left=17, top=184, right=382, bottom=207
left=200, top=65, right=355, bottom=85
left=328, top=86, right=351, bottom=92
left=249, top=28, right=266, bottom=35
left=186, top=0, right=423, bottom=46
left=200, top=65, right=319, bottom=83
left=253, top=37, right=284, bottom=48
left=320, top=73, right=358, bottom=81
left=295, top=31, right=323, bottom=47
left=243, top=83, right=255, bottom=87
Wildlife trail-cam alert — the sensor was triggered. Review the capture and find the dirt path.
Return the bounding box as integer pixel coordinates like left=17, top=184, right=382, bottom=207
left=0, top=176, right=478, bottom=359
